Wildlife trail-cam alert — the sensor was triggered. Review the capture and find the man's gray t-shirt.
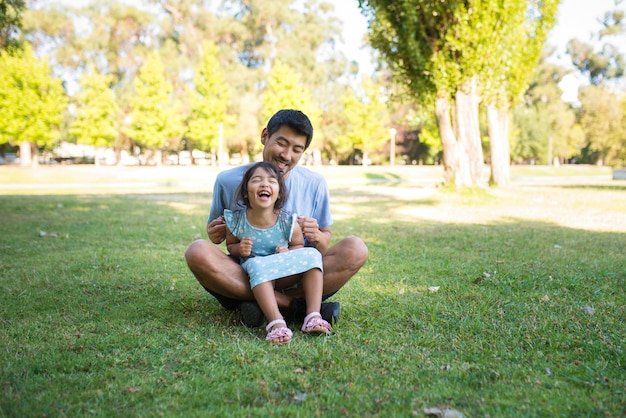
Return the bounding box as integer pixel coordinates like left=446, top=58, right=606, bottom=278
left=208, top=164, right=333, bottom=246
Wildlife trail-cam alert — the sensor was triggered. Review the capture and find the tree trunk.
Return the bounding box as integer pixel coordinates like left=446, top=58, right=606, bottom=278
left=455, top=77, right=485, bottom=188
left=19, top=141, right=33, bottom=167
left=434, top=95, right=461, bottom=186
left=488, top=102, right=511, bottom=187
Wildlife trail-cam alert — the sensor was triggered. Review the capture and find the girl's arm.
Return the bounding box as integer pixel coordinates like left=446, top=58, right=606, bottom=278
left=226, top=229, right=252, bottom=257
left=287, top=222, right=305, bottom=251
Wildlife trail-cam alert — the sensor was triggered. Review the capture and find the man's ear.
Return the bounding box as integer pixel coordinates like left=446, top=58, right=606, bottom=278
left=260, top=127, right=269, bottom=145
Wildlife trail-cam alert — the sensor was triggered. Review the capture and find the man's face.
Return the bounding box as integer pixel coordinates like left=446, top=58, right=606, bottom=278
left=261, top=125, right=307, bottom=179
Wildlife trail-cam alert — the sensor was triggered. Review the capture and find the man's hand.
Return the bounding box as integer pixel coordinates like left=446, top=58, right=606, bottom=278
left=240, top=237, right=252, bottom=257
left=207, top=216, right=227, bottom=244
left=297, top=215, right=331, bottom=251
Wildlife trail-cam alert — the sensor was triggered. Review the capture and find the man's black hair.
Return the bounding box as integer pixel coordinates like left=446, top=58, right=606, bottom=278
left=266, top=109, right=313, bottom=149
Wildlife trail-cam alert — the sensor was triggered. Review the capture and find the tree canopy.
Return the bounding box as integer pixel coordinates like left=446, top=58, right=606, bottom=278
left=0, top=0, right=25, bottom=49
left=0, top=0, right=623, bottom=171
left=0, top=42, right=67, bottom=164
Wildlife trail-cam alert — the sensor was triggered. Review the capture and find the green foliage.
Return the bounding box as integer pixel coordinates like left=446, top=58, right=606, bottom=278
left=261, top=60, right=321, bottom=129
left=0, top=42, right=67, bottom=148
left=405, top=107, right=442, bottom=163
left=567, top=40, right=625, bottom=85
left=577, top=85, right=625, bottom=166
left=337, top=76, right=390, bottom=163
left=362, top=0, right=556, bottom=103
left=125, top=53, right=183, bottom=151
left=511, top=104, right=550, bottom=163
left=503, top=0, right=559, bottom=104
left=566, top=4, right=626, bottom=86
left=69, top=70, right=120, bottom=149
left=0, top=0, right=25, bottom=49
left=512, top=57, right=584, bottom=164
left=186, top=41, right=233, bottom=153
left=361, top=0, right=558, bottom=186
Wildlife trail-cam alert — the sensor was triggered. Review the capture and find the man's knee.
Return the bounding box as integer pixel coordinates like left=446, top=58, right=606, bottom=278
left=330, top=235, right=368, bottom=271
left=344, top=235, right=368, bottom=266
left=185, top=239, right=206, bottom=265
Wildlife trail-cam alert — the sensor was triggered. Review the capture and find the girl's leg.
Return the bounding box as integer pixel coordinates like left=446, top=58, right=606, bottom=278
left=253, top=281, right=282, bottom=323
left=302, top=268, right=323, bottom=315
left=253, top=281, right=291, bottom=344
left=300, top=268, right=331, bottom=334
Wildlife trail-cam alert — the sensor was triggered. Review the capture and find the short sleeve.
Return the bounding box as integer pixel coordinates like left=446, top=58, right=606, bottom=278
left=224, top=209, right=244, bottom=239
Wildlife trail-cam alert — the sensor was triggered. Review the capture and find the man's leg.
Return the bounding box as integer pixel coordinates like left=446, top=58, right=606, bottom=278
left=322, top=235, right=369, bottom=293
left=185, top=239, right=254, bottom=303
left=185, top=239, right=294, bottom=325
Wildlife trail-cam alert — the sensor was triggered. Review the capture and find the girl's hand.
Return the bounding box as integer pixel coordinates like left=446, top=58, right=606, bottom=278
left=240, top=237, right=253, bottom=257
left=275, top=245, right=288, bottom=253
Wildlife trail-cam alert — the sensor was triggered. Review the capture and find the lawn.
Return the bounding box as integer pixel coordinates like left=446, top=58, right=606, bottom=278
left=0, top=165, right=624, bottom=417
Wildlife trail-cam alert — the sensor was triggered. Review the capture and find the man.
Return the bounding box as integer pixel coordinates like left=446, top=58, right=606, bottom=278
left=185, top=109, right=368, bottom=327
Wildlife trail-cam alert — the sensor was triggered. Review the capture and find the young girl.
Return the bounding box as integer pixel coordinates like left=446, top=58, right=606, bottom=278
left=224, top=162, right=332, bottom=344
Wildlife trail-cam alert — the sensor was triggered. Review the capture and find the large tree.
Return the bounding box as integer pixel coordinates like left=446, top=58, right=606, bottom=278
left=359, top=0, right=557, bottom=188
left=69, top=70, right=121, bottom=165
left=0, top=43, right=67, bottom=166
left=259, top=60, right=321, bottom=159
left=260, top=60, right=319, bottom=125
left=186, top=41, right=233, bottom=162
left=124, top=52, right=183, bottom=165
left=480, top=0, right=558, bottom=185
left=577, top=85, right=624, bottom=166
left=19, top=0, right=356, bottom=164
left=337, top=76, right=390, bottom=165
left=565, top=3, right=626, bottom=166
left=512, top=55, right=583, bottom=165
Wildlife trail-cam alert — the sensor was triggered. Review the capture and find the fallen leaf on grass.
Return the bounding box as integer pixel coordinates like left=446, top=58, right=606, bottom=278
left=582, top=305, right=595, bottom=315
left=125, top=387, right=141, bottom=393
left=423, top=407, right=465, bottom=417
left=38, top=230, right=62, bottom=238
left=473, top=270, right=496, bottom=284
left=292, top=392, right=307, bottom=404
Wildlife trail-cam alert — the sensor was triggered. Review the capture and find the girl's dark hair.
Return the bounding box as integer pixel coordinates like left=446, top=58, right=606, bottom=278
left=236, top=162, right=288, bottom=210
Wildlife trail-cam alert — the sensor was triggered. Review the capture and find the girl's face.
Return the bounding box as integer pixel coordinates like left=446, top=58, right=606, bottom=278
left=246, top=167, right=280, bottom=210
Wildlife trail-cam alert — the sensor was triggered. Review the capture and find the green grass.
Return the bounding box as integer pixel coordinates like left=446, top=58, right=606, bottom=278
left=1, top=166, right=625, bottom=417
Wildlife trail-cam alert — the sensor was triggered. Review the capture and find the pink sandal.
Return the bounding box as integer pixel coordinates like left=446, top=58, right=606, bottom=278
left=265, top=319, right=292, bottom=344
left=301, top=312, right=333, bottom=335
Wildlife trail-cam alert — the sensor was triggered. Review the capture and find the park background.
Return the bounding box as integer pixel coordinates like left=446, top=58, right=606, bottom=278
left=1, top=0, right=625, bottom=188
left=1, top=0, right=626, bottom=416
